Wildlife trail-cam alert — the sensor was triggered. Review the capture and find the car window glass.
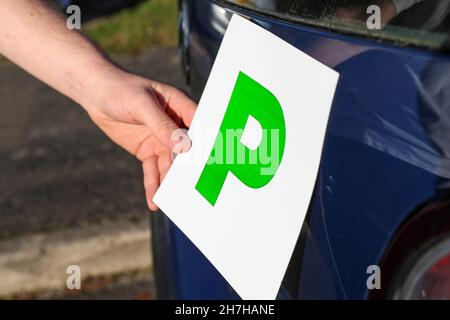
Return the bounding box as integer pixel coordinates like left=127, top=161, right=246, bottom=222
left=221, top=0, right=450, bottom=50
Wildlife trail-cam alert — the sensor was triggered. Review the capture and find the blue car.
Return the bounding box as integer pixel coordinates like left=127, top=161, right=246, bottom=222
left=151, top=0, right=450, bottom=300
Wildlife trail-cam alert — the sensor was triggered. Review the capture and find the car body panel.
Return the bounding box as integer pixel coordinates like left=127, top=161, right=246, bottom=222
left=154, top=0, right=450, bottom=299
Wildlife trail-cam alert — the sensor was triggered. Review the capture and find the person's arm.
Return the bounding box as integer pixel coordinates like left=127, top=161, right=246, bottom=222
left=0, top=0, right=196, bottom=211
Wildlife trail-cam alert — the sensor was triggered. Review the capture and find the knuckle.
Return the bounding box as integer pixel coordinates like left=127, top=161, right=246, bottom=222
left=157, top=118, right=175, bottom=133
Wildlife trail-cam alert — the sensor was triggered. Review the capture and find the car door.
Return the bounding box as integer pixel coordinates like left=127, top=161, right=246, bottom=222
left=152, top=0, right=450, bottom=300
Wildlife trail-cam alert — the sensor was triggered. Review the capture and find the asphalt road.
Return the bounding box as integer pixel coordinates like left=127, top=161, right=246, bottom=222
left=0, top=48, right=186, bottom=240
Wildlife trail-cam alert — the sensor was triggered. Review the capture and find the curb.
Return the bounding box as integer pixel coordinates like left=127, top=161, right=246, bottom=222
left=0, top=216, right=152, bottom=296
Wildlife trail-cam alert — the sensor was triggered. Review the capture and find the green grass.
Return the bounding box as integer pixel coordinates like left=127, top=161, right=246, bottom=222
left=0, top=0, right=177, bottom=64
left=85, top=0, right=178, bottom=55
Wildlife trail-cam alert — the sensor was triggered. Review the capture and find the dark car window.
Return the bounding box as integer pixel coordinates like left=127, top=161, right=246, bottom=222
left=220, top=0, right=450, bottom=50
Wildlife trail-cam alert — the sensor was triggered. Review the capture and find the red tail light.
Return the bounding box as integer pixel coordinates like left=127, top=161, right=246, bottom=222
left=394, top=237, right=450, bottom=300
left=418, top=253, right=450, bottom=299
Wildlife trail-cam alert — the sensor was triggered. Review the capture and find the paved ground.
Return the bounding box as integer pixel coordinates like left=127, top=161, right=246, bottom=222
left=14, top=270, right=155, bottom=300
left=0, top=215, right=152, bottom=298
left=0, top=47, right=185, bottom=299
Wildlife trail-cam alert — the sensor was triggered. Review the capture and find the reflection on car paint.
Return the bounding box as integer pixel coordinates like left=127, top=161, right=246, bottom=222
left=162, top=0, right=450, bottom=300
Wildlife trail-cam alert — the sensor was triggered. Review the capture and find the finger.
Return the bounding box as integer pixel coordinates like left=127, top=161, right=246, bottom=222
left=135, top=92, right=189, bottom=153
left=155, top=84, right=197, bottom=127
left=143, top=156, right=160, bottom=211
left=158, top=151, right=173, bottom=183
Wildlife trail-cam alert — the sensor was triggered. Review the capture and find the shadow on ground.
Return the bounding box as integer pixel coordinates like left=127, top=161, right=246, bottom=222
left=0, top=47, right=185, bottom=240
left=0, top=48, right=185, bottom=299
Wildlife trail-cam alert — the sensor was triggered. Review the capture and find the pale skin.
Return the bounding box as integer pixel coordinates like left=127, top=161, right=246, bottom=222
left=0, top=0, right=197, bottom=211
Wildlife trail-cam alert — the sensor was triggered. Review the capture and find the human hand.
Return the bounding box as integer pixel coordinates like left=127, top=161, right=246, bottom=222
left=85, top=71, right=196, bottom=211
left=0, top=0, right=197, bottom=212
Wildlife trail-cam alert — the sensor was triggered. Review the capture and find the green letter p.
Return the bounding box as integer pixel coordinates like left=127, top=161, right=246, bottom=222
left=195, top=72, right=286, bottom=206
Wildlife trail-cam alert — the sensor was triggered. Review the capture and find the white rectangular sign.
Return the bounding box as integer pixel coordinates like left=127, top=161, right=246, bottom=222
left=154, top=14, right=339, bottom=300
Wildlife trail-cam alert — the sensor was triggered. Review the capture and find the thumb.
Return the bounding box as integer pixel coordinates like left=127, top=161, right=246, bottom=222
left=135, top=91, right=191, bottom=152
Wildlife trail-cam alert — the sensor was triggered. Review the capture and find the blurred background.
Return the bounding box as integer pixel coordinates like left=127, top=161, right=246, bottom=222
left=0, top=0, right=182, bottom=299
